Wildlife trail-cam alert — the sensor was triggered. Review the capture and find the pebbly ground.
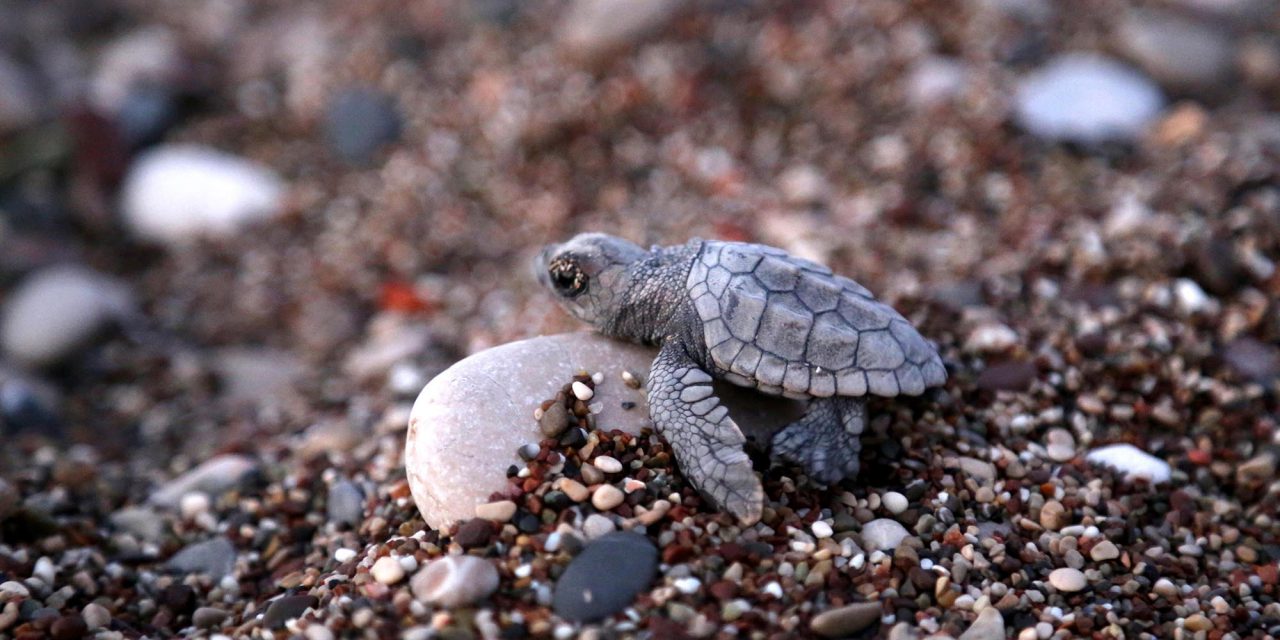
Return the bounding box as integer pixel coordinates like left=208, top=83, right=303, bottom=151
left=1, top=0, right=1279, bottom=638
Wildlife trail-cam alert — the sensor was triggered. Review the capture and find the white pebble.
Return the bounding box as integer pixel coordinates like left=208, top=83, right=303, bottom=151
left=593, top=455, right=623, bottom=473
left=1086, top=444, right=1172, bottom=483
left=861, top=518, right=910, bottom=551
left=1048, top=567, right=1087, bottom=592
left=591, top=484, right=625, bottom=511
left=122, top=144, right=285, bottom=245
left=590, top=372, right=604, bottom=384
left=882, top=491, right=908, bottom=515
left=334, top=548, right=357, bottom=563
left=762, top=581, right=784, bottom=598
left=372, top=556, right=406, bottom=584
left=582, top=513, right=615, bottom=539
left=32, top=557, right=56, bottom=585
left=180, top=492, right=211, bottom=520
left=673, top=577, right=701, bottom=594
left=811, top=521, right=834, bottom=539
left=399, top=556, right=419, bottom=573
left=571, top=381, right=594, bottom=401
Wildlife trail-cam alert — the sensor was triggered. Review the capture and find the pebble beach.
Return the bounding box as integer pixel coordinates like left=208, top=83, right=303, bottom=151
left=1, top=0, right=1279, bottom=638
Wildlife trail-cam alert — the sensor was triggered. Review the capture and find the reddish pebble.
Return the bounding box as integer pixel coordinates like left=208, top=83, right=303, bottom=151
left=709, top=580, right=739, bottom=600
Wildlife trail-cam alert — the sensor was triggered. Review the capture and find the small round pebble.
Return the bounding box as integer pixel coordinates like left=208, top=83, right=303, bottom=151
left=882, top=491, right=908, bottom=515
left=410, top=556, right=499, bottom=608
left=1045, top=428, right=1076, bottom=462
left=592, top=484, right=625, bottom=510
left=372, top=556, right=406, bottom=585
left=1090, top=540, right=1119, bottom=561
left=334, top=548, right=357, bottom=563
left=811, top=521, right=834, bottom=539
left=571, top=381, right=594, bottom=401
left=1048, top=567, right=1087, bottom=592
left=583, top=513, right=616, bottom=539
left=81, top=603, right=110, bottom=630
left=593, top=455, right=622, bottom=473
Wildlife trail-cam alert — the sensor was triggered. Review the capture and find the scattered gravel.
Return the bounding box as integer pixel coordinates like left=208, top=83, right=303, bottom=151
left=1, top=0, right=1277, bottom=638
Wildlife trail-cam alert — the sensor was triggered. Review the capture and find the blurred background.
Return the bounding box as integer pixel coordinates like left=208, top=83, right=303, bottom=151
left=1, top=1, right=1280, bottom=637
left=0, top=0, right=1278, bottom=520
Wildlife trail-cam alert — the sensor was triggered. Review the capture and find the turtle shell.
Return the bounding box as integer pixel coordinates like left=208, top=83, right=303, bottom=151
left=686, top=240, right=947, bottom=399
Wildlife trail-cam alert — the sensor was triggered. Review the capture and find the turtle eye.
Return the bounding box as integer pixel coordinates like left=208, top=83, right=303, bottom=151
left=549, top=261, right=587, bottom=298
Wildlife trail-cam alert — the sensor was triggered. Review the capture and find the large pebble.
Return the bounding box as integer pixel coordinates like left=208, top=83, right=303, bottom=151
left=167, top=537, right=237, bottom=579
left=810, top=601, right=883, bottom=637
left=1, top=266, right=134, bottom=367
left=410, top=555, right=500, bottom=608
left=150, top=454, right=257, bottom=508
left=1085, top=444, right=1171, bottom=484
left=405, top=333, right=801, bottom=529
left=121, top=144, right=285, bottom=245
left=553, top=532, right=657, bottom=622
left=860, top=519, right=911, bottom=551
left=1048, top=567, right=1087, bottom=592
left=1015, top=53, right=1163, bottom=145
left=958, top=606, right=1006, bottom=640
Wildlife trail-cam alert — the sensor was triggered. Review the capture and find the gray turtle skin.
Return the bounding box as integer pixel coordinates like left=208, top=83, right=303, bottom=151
left=536, top=233, right=946, bottom=524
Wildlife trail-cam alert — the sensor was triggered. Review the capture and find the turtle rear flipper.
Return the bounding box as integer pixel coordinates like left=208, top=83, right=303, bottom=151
left=648, top=341, right=763, bottom=525
left=771, top=397, right=865, bottom=485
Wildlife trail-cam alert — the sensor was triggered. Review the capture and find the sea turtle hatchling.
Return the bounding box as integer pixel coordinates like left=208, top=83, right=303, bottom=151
left=536, top=233, right=947, bottom=524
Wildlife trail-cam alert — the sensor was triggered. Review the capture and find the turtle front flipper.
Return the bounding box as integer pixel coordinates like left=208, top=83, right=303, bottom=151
left=648, top=340, right=764, bottom=525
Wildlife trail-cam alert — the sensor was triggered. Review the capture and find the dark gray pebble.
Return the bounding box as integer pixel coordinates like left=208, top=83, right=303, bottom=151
left=324, top=88, right=401, bottom=165
left=553, top=531, right=657, bottom=622
left=262, top=594, right=318, bottom=629
left=326, top=479, right=365, bottom=527
left=167, top=537, right=236, bottom=579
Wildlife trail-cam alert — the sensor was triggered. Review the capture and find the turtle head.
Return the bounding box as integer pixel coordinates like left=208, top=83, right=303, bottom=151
left=536, top=233, right=647, bottom=329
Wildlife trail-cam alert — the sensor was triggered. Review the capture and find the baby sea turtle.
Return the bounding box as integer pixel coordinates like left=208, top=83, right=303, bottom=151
left=536, top=233, right=947, bottom=524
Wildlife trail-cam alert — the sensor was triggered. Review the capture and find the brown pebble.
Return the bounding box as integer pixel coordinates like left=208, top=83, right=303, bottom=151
left=538, top=399, right=570, bottom=438
left=810, top=601, right=883, bottom=637
left=559, top=478, right=589, bottom=502
left=50, top=615, right=87, bottom=640
left=454, top=519, right=494, bottom=549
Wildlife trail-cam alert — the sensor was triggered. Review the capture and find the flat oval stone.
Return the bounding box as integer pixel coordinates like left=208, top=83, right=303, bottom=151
left=553, top=531, right=657, bottom=622
left=860, top=518, right=911, bottom=551
left=405, top=333, right=802, bottom=529
left=166, top=537, right=236, bottom=579
left=810, top=601, right=883, bottom=637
